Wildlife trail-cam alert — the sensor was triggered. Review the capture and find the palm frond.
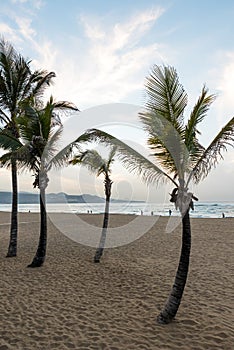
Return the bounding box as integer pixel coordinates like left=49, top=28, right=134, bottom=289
left=83, top=128, right=178, bottom=187
left=51, top=98, right=79, bottom=112
left=0, top=128, right=22, bottom=151
left=28, top=71, right=56, bottom=101
left=42, top=126, right=64, bottom=165
left=0, top=39, right=16, bottom=111
left=48, top=142, right=74, bottom=170
left=145, top=65, right=187, bottom=132
left=0, top=151, right=14, bottom=168
left=13, top=143, right=40, bottom=172
left=47, top=96, right=79, bottom=126
left=187, top=116, right=234, bottom=184
left=17, top=107, right=40, bottom=142
left=107, top=145, right=117, bottom=169
left=49, top=132, right=92, bottom=170
left=139, top=110, right=190, bottom=179
left=0, top=102, right=10, bottom=125
left=71, top=149, right=106, bottom=176
left=0, top=39, right=34, bottom=113
left=184, top=86, right=216, bottom=164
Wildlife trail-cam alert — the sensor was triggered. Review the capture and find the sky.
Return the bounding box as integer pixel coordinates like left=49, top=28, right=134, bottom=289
left=0, top=0, right=234, bottom=202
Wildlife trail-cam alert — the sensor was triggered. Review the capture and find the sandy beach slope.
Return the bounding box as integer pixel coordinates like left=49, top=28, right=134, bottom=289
left=0, top=212, right=233, bottom=350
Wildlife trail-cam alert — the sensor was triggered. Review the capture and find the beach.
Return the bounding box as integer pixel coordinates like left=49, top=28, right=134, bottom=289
left=0, top=212, right=233, bottom=350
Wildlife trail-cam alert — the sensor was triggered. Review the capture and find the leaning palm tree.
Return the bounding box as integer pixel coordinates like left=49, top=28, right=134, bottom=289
left=21, top=98, right=78, bottom=267
left=0, top=37, right=55, bottom=257
left=70, top=146, right=117, bottom=263
left=0, top=97, right=78, bottom=267
left=82, top=65, right=234, bottom=323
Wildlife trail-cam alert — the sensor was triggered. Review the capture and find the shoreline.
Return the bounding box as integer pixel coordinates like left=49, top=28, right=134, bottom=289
left=1, top=201, right=234, bottom=220
left=0, top=210, right=233, bottom=220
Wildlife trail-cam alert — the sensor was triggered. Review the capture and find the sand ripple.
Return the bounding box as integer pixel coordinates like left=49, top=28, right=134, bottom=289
left=0, top=213, right=233, bottom=349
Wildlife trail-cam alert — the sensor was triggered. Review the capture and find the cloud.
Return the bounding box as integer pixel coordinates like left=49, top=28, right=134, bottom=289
left=0, top=22, right=22, bottom=43
left=0, top=0, right=48, bottom=56
left=80, top=8, right=164, bottom=49
left=11, top=0, right=28, bottom=3
left=14, top=16, right=36, bottom=38
left=215, top=51, right=234, bottom=124
left=10, top=0, right=44, bottom=10
left=0, top=4, right=167, bottom=108
left=47, top=8, right=167, bottom=108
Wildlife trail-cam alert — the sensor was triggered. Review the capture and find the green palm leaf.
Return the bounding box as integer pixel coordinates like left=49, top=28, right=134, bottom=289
left=188, top=116, right=234, bottom=184
left=184, top=86, right=216, bottom=163
left=48, top=131, right=91, bottom=170
left=83, top=128, right=178, bottom=187
left=0, top=128, right=22, bottom=151
left=0, top=151, right=14, bottom=168
left=145, top=65, right=187, bottom=131
left=140, top=110, right=189, bottom=179
left=71, top=149, right=107, bottom=175
left=140, top=65, right=190, bottom=180
left=0, top=109, right=10, bottom=124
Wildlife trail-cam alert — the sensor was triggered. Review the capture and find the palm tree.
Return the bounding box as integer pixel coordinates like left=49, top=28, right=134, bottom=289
left=82, top=65, right=234, bottom=323
left=0, top=37, right=55, bottom=257
left=0, top=97, right=78, bottom=267
left=70, top=146, right=117, bottom=263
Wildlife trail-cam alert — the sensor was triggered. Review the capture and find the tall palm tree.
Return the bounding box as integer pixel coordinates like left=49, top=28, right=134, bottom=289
left=0, top=97, right=78, bottom=267
left=70, top=146, right=117, bottom=263
left=82, top=65, right=234, bottom=323
left=0, top=37, right=55, bottom=257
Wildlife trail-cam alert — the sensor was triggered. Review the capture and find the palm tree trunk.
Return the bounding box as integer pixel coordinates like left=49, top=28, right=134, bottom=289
left=94, top=176, right=112, bottom=263
left=27, top=187, right=47, bottom=268
left=94, top=199, right=110, bottom=263
left=157, top=210, right=191, bottom=324
left=6, top=159, right=18, bottom=257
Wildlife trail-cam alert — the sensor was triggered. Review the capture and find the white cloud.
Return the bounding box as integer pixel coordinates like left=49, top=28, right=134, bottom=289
left=80, top=18, right=105, bottom=40
left=14, top=16, right=36, bottom=38
left=10, top=0, right=43, bottom=10
left=0, top=5, right=167, bottom=108
left=210, top=51, right=234, bottom=128
left=111, top=9, right=164, bottom=50
left=11, top=0, right=28, bottom=3
left=46, top=8, right=166, bottom=108
left=0, top=22, right=22, bottom=43
left=0, top=0, right=50, bottom=65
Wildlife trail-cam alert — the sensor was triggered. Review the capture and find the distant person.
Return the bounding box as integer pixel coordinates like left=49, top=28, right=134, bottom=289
left=140, top=210, right=143, bottom=215
left=169, top=209, right=172, bottom=216
left=222, top=212, right=225, bottom=218
left=151, top=211, right=154, bottom=216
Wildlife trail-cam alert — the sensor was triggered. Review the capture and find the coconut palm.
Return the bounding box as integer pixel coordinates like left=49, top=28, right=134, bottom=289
left=70, top=146, right=117, bottom=263
left=0, top=96, right=78, bottom=267
left=82, top=65, right=234, bottom=323
left=0, top=37, right=55, bottom=257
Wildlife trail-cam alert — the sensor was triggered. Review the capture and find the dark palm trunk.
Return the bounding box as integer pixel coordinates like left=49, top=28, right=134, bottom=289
left=94, top=176, right=112, bottom=263
left=157, top=210, right=191, bottom=324
left=6, top=159, right=18, bottom=257
left=27, top=187, right=47, bottom=268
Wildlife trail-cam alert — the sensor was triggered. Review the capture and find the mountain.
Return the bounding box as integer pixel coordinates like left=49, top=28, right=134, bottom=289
left=0, top=191, right=144, bottom=204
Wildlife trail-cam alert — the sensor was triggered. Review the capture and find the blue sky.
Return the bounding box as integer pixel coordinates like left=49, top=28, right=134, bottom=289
left=0, top=0, right=234, bottom=202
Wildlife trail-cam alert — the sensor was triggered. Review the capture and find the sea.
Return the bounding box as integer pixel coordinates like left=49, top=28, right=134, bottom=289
left=0, top=202, right=234, bottom=219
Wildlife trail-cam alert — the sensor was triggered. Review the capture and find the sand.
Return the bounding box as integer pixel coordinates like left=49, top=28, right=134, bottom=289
left=0, top=212, right=233, bottom=350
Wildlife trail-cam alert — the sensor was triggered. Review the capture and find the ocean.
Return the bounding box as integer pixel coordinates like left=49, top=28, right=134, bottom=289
left=0, top=201, right=233, bottom=218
